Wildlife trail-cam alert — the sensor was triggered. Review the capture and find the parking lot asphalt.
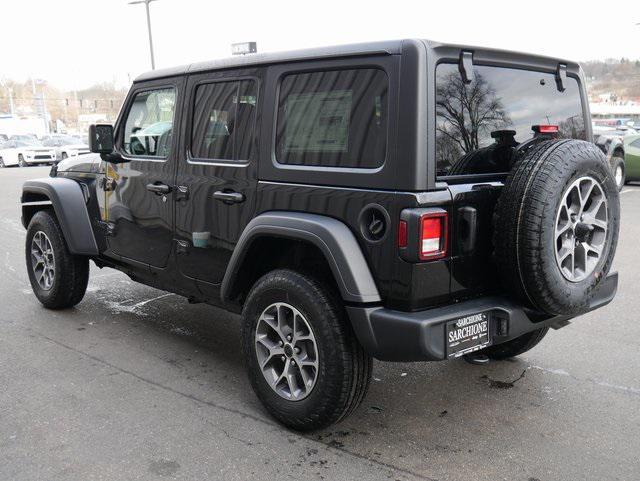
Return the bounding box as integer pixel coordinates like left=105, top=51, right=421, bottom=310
left=1, top=166, right=639, bottom=481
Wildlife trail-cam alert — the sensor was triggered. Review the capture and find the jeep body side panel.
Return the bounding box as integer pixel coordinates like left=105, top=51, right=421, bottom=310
left=221, top=212, right=381, bottom=304
left=253, top=183, right=453, bottom=310
left=22, top=177, right=99, bottom=255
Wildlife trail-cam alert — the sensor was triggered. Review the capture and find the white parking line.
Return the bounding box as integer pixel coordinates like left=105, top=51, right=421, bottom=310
left=530, top=364, right=640, bottom=397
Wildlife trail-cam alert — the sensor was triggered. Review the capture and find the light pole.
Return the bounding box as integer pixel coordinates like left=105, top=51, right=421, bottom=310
left=129, top=0, right=159, bottom=70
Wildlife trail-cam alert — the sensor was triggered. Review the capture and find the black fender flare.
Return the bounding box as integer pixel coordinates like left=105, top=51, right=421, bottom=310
left=221, top=211, right=381, bottom=304
left=21, top=177, right=99, bottom=256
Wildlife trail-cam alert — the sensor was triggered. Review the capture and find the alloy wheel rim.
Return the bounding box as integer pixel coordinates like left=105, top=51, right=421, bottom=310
left=615, top=166, right=623, bottom=187
left=31, top=231, right=55, bottom=290
left=254, top=302, right=319, bottom=401
left=554, top=176, right=608, bottom=282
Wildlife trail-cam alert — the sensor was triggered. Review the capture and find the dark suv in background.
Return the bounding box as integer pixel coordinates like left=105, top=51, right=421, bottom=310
left=21, top=40, right=619, bottom=430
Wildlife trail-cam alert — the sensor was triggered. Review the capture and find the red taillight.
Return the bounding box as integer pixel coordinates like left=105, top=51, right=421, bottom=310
left=532, top=124, right=559, bottom=134
left=398, top=220, right=408, bottom=248
left=419, top=212, right=447, bottom=260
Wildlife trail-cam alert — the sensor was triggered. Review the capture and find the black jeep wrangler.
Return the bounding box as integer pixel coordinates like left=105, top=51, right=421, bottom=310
left=21, top=40, right=619, bottom=431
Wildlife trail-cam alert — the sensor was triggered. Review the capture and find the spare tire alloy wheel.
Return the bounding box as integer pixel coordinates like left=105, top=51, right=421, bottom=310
left=493, top=139, right=619, bottom=316
left=255, top=302, right=319, bottom=401
left=555, top=176, right=607, bottom=282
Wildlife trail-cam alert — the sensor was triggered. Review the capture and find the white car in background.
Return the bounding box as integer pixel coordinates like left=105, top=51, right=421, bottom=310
left=0, top=139, right=56, bottom=167
left=42, top=135, right=90, bottom=162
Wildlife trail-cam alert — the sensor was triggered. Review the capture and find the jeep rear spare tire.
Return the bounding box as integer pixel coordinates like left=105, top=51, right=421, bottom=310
left=494, top=139, right=620, bottom=315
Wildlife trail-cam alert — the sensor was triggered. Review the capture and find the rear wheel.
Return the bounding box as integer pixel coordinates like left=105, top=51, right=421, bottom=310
left=0, top=158, right=5, bottom=168
left=26, top=210, right=89, bottom=309
left=241, top=269, right=372, bottom=431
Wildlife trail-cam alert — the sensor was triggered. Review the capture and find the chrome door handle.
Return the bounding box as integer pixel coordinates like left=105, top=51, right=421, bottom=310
left=213, top=191, right=245, bottom=204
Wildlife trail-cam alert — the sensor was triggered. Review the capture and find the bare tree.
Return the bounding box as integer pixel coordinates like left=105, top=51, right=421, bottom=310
left=436, top=71, right=511, bottom=154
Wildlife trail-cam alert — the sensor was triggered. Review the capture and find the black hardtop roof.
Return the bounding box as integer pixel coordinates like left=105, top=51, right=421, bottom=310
left=135, top=39, right=405, bottom=82
left=134, top=38, right=579, bottom=83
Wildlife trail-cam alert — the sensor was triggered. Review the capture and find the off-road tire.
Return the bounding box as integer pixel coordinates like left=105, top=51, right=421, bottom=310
left=241, top=269, right=372, bottom=431
left=482, top=328, right=549, bottom=360
left=493, top=139, right=620, bottom=315
left=26, top=210, right=89, bottom=309
left=611, top=155, right=625, bottom=191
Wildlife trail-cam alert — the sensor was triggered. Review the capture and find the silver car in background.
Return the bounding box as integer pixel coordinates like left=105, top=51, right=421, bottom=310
left=42, top=135, right=90, bottom=162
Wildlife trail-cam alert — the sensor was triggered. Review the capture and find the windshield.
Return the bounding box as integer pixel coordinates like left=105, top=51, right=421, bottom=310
left=435, top=64, right=586, bottom=177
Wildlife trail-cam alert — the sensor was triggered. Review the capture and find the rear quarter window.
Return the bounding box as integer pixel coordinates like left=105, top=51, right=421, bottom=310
left=435, top=64, right=586, bottom=177
left=275, top=68, right=388, bottom=168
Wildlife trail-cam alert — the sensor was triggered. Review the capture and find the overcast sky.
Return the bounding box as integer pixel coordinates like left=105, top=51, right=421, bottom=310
left=2, top=0, right=639, bottom=90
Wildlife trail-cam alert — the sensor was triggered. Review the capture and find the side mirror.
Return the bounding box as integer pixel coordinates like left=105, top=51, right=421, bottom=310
left=89, top=124, right=115, bottom=154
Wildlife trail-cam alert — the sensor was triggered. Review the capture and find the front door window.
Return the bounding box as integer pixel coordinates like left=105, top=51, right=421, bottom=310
left=122, top=88, right=176, bottom=158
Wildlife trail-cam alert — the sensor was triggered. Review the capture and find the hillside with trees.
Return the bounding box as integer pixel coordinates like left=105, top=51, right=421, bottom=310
left=583, top=58, right=640, bottom=101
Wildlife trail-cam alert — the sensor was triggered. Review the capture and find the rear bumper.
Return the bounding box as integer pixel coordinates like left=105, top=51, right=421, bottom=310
left=347, top=272, right=618, bottom=362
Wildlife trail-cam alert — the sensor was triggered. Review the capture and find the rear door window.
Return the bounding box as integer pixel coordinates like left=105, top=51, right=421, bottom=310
left=190, top=80, right=257, bottom=161
left=435, top=64, right=585, bottom=177
left=275, top=68, right=388, bottom=168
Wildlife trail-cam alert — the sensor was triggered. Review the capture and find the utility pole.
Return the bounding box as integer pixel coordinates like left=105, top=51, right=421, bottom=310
left=129, top=0, right=159, bottom=70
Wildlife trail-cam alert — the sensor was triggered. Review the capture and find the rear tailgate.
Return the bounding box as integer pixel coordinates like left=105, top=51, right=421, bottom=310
left=432, top=57, right=589, bottom=301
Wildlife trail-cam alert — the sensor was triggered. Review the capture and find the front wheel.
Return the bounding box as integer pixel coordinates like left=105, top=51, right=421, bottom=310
left=26, top=210, right=89, bottom=309
left=18, top=154, right=27, bottom=167
left=0, top=157, right=5, bottom=168
left=241, top=269, right=372, bottom=431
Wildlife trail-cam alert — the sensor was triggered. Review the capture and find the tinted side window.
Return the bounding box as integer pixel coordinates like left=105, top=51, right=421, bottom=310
left=191, top=80, right=257, bottom=161
left=435, top=64, right=585, bottom=177
left=123, top=88, right=176, bottom=157
left=275, top=69, right=388, bottom=168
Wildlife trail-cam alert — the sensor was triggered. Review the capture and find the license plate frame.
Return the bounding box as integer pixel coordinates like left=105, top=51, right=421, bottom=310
left=446, top=312, right=491, bottom=358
